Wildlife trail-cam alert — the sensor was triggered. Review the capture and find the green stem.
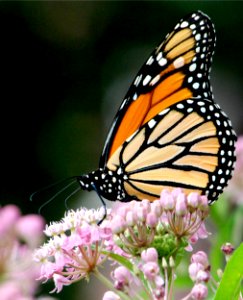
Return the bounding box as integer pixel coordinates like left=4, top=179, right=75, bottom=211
left=168, top=267, right=174, bottom=300
left=93, top=269, right=131, bottom=300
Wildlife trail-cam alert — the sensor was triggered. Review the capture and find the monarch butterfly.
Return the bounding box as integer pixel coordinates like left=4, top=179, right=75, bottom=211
left=78, top=11, right=236, bottom=206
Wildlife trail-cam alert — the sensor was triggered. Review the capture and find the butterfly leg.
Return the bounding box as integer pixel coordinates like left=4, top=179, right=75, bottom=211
left=91, top=183, right=107, bottom=225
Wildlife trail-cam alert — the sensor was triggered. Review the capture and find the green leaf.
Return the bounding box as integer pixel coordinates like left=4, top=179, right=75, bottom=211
left=103, top=251, right=134, bottom=272
left=213, top=243, right=243, bottom=300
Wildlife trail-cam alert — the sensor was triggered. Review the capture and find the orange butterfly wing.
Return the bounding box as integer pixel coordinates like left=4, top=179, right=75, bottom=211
left=100, top=11, right=215, bottom=164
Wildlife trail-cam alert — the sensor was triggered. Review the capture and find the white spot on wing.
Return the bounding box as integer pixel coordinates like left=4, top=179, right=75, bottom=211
left=146, top=56, right=154, bottom=65
left=189, top=63, right=197, bottom=72
left=173, top=56, right=185, bottom=69
left=158, top=57, right=167, bottom=66
left=143, top=75, right=152, bottom=86
left=150, top=75, right=160, bottom=86
left=148, top=119, right=156, bottom=128
left=159, top=108, right=170, bottom=115
left=181, top=21, right=189, bottom=28
left=134, top=74, right=142, bottom=86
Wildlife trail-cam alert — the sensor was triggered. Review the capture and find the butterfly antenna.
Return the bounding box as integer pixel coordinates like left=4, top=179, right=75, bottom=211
left=30, top=176, right=78, bottom=202
left=91, top=183, right=107, bottom=225
left=64, top=186, right=81, bottom=210
left=36, top=179, right=78, bottom=214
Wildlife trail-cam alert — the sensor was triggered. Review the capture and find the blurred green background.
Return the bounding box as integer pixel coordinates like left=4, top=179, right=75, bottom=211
left=0, top=2, right=242, bottom=299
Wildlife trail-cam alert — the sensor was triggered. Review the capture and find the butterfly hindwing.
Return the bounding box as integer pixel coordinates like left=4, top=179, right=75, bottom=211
left=106, top=98, right=236, bottom=202
left=100, top=11, right=216, bottom=167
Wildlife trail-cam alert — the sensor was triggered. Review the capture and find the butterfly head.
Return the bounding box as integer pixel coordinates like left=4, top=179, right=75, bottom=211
left=78, top=168, right=129, bottom=201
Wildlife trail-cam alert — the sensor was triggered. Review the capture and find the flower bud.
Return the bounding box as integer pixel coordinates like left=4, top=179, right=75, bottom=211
left=198, top=196, right=209, bottom=212
left=151, top=201, right=162, bottom=217
left=189, top=263, right=204, bottom=282
left=169, top=256, right=175, bottom=268
left=142, top=262, right=159, bottom=280
left=191, top=283, right=208, bottom=299
left=191, top=251, right=209, bottom=268
left=146, top=212, right=158, bottom=228
left=126, top=211, right=136, bottom=226
left=221, top=242, right=235, bottom=256
left=141, top=248, right=158, bottom=263
left=221, top=242, right=235, bottom=262
left=161, top=194, right=175, bottom=211
left=162, top=257, right=168, bottom=269
left=111, top=215, right=126, bottom=234
left=112, top=266, right=131, bottom=289
left=187, top=192, right=199, bottom=210
left=197, top=270, right=210, bottom=282
left=175, top=194, right=187, bottom=216
left=137, top=207, right=147, bottom=222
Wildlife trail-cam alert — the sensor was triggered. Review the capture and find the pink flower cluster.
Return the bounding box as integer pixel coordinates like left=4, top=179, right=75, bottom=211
left=187, top=251, right=210, bottom=300
left=111, top=189, right=209, bottom=255
left=104, top=249, right=211, bottom=300
left=34, top=188, right=211, bottom=299
left=104, top=248, right=166, bottom=300
left=34, top=208, right=114, bottom=293
left=0, top=205, right=45, bottom=300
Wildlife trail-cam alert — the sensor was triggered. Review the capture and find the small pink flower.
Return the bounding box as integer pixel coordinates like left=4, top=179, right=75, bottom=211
left=189, top=262, right=204, bottom=281
left=112, top=266, right=132, bottom=290
left=190, top=283, right=208, bottom=299
left=160, top=191, right=175, bottom=211
left=175, top=193, right=187, bottom=216
left=111, top=215, right=126, bottom=234
left=146, top=212, right=158, bottom=227
left=142, top=261, right=160, bottom=280
left=141, top=248, right=158, bottom=263
left=189, top=251, right=210, bottom=283
left=187, top=193, right=199, bottom=210
left=51, top=274, right=71, bottom=293
left=196, top=270, right=210, bottom=282
left=191, top=251, right=209, bottom=268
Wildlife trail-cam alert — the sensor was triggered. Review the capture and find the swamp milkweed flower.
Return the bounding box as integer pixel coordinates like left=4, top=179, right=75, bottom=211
left=34, top=188, right=210, bottom=299
left=34, top=208, right=114, bottom=293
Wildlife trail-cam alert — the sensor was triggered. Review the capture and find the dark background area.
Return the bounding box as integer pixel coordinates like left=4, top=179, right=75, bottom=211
left=0, top=2, right=242, bottom=299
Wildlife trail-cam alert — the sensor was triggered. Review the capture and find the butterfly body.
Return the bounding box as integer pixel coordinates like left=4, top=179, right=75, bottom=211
left=78, top=11, right=236, bottom=204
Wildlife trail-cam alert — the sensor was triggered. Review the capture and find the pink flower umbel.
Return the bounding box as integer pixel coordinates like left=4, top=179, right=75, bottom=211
left=160, top=189, right=209, bottom=238
left=34, top=189, right=212, bottom=299
left=111, top=189, right=209, bottom=257
left=34, top=208, right=113, bottom=293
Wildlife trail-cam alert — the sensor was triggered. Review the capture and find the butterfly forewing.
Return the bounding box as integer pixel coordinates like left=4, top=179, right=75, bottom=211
left=100, top=11, right=216, bottom=166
